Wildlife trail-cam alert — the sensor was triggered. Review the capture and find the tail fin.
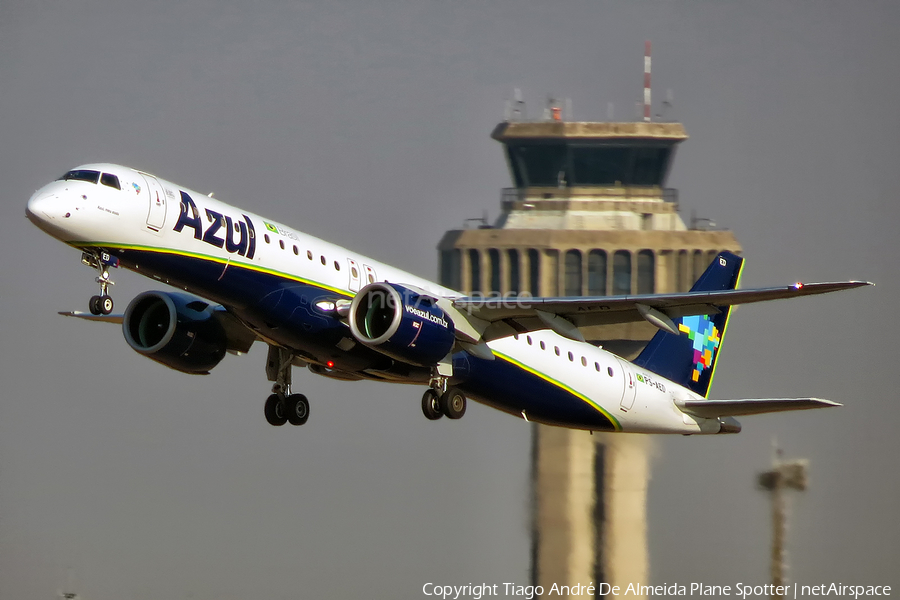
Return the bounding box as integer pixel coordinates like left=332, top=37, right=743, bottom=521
left=633, top=251, right=744, bottom=398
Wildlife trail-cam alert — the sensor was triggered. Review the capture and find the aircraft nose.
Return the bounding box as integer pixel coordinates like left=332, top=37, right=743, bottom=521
left=26, top=190, right=60, bottom=223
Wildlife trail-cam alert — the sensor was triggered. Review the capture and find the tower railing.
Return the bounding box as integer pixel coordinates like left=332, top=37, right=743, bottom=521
left=500, top=186, right=679, bottom=210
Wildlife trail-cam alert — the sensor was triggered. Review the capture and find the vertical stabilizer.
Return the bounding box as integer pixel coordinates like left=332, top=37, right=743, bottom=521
left=633, top=252, right=743, bottom=397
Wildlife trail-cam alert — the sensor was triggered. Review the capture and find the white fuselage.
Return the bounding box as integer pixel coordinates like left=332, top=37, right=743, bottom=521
left=27, top=163, right=714, bottom=434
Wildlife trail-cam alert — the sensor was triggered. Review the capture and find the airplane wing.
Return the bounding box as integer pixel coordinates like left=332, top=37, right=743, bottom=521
left=59, top=311, right=124, bottom=323
left=677, top=397, right=841, bottom=418
left=60, top=306, right=258, bottom=355
left=449, top=281, right=871, bottom=342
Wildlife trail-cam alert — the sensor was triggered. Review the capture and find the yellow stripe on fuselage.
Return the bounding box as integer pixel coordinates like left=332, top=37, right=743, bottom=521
left=492, top=349, right=621, bottom=431
left=72, top=241, right=354, bottom=297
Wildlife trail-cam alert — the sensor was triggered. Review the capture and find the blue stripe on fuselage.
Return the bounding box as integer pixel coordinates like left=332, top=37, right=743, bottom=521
left=97, top=245, right=387, bottom=371
left=86, top=243, right=619, bottom=429
left=452, top=351, right=617, bottom=431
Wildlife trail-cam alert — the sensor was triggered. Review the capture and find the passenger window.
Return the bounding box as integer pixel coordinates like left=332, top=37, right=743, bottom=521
left=581, top=357, right=587, bottom=367
left=527, top=336, right=532, bottom=345
left=264, top=234, right=270, bottom=244
left=554, top=346, right=560, bottom=356
left=594, top=362, right=600, bottom=371
left=608, top=367, right=614, bottom=377
left=540, top=341, right=546, bottom=350
left=279, top=240, right=285, bottom=250
left=293, top=245, right=299, bottom=255
left=307, top=250, right=313, bottom=260
left=351, top=267, right=358, bottom=277
left=514, top=334, right=519, bottom=341
left=100, top=173, right=121, bottom=190
left=320, top=256, right=326, bottom=266
left=334, top=261, right=340, bottom=271
left=567, top=351, right=573, bottom=361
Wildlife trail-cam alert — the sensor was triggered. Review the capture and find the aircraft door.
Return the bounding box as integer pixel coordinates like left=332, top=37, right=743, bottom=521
left=615, top=357, right=637, bottom=411
left=347, top=259, right=362, bottom=292
left=141, top=174, right=167, bottom=231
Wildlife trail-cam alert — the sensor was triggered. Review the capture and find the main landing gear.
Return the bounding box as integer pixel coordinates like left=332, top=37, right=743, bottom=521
left=82, top=251, right=117, bottom=315
left=421, top=376, right=467, bottom=421
left=264, top=345, right=310, bottom=427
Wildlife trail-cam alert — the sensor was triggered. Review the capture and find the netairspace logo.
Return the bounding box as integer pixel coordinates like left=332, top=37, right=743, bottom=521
left=421, top=582, right=893, bottom=599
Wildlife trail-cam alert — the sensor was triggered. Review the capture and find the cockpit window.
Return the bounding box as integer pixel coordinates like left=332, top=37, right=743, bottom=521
left=59, top=169, right=101, bottom=184
left=100, top=173, right=121, bottom=190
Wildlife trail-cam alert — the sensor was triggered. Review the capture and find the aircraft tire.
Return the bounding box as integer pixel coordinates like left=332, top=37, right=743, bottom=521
left=264, top=393, right=288, bottom=426
left=440, top=388, right=467, bottom=420
left=99, top=295, right=114, bottom=315
left=421, top=389, right=443, bottom=420
left=285, top=393, right=310, bottom=426
left=89, top=295, right=102, bottom=315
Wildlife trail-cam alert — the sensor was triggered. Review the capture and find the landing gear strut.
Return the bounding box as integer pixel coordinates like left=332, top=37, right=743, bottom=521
left=82, top=251, right=116, bottom=315
left=264, top=345, right=310, bottom=427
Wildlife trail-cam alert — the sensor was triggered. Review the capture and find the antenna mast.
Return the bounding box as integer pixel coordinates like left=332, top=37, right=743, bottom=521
left=643, top=40, right=652, bottom=122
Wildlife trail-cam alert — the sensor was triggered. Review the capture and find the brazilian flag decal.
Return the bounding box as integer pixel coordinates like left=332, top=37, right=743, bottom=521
left=264, top=222, right=279, bottom=233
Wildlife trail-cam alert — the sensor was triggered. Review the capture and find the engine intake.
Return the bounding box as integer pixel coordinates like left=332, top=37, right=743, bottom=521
left=349, top=282, right=455, bottom=367
left=123, top=291, right=227, bottom=374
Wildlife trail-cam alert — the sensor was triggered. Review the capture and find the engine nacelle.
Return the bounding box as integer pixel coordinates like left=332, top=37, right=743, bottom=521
left=123, top=291, right=228, bottom=374
left=348, top=282, right=455, bottom=367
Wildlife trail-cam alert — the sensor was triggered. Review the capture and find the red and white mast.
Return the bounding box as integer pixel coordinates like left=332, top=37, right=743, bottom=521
left=643, top=40, right=652, bottom=122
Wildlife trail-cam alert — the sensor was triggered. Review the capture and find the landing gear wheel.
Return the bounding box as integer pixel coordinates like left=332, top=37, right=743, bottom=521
left=89, top=295, right=102, bottom=316
left=421, top=389, right=443, bottom=420
left=440, top=388, right=467, bottom=420
left=99, top=295, right=114, bottom=315
left=285, top=393, right=310, bottom=426
left=264, top=393, right=288, bottom=426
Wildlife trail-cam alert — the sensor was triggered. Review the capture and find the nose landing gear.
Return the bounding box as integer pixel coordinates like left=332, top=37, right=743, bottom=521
left=82, top=251, right=117, bottom=315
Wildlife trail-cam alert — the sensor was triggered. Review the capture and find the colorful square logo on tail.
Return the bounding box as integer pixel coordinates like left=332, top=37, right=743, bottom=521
left=678, top=315, right=721, bottom=382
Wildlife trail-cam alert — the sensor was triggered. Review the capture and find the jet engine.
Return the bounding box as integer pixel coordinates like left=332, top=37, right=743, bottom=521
left=348, top=282, right=455, bottom=367
left=123, top=291, right=228, bottom=374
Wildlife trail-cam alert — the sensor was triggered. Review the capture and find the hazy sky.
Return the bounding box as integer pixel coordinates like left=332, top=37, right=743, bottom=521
left=1, top=1, right=898, bottom=598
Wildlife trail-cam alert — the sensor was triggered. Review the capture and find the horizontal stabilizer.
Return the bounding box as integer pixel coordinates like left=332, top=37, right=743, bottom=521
left=677, top=397, right=841, bottom=418
left=59, top=311, right=124, bottom=324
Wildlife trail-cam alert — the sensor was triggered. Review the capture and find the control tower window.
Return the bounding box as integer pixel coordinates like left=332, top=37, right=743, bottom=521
left=527, top=249, right=540, bottom=297
left=507, top=249, right=520, bottom=296
left=612, top=250, right=631, bottom=295
left=632, top=148, right=667, bottom=185
left=488, top=249, right=501, bottom=294
left=564, top=250, right=582, bottom=297
left=468, top=249, right=481, bottom=294
left=59, top=169, right=100, bottom=184
left=692, top=250, right=705, bottom=283
left=440, top=249, right=461, bottom=289
left=571, top=147, right=628, bottom=185
left=637, top=250, right=655, bottom=294
left=587, top=250, right=607, bottom=296
left=509, top=144, right=568, bottom=187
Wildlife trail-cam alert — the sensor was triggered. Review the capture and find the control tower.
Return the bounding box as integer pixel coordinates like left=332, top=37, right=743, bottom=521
left=438, top=103, right=740, bottom=597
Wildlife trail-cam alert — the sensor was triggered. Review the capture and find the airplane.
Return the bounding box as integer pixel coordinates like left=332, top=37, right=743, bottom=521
left=26, top=163, right=871, bottom=434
